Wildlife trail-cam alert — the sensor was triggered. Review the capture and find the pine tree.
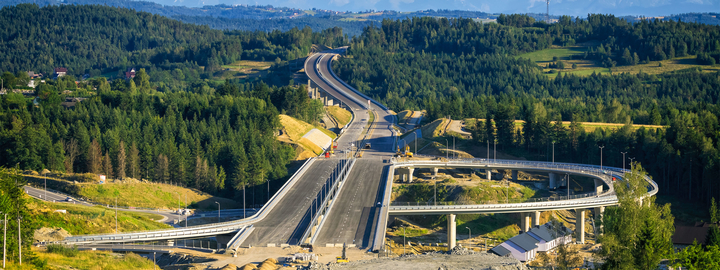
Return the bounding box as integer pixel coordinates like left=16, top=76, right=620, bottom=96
left=103, top=152, right=113, bottom=179
left=87, top=139, right=102, bottom=174
left=117, top=141, right=126, bottom=179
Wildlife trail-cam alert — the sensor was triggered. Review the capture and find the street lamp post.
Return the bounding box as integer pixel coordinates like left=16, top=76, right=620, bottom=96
left=621, top=152, right=627, bottom=171
left=466, top=227, right=471, bottom=244
left=445, top=139, right=449, bottom=160
left=412, top=131, right=417, bottom=155
left=494, top=140, right=497, bottom=161
left=434, top=181, right=437, bottom=206
left=552, top=141, right=555, bottom=164
left=44, top=171, right=47, bottom=201
left=453, top=136, right=456, bottom=159
left=215, top=202, right=220, bottom=223
left=598, top=145, right=605, bottom=170
left=628, top=157, right=636, bottom=171
left=115, top=197, right=118, bottom=233
left=401, top=225, right=406, bottom=256
left=243, top=183, right=246, bottom=219
left=486, top=140, right=489, bottom=161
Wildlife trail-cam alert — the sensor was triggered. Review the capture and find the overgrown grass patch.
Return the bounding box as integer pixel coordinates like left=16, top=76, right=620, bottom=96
left=29, top=199, right=171, bottom=235
left=327, top=106, right=352, bottom=126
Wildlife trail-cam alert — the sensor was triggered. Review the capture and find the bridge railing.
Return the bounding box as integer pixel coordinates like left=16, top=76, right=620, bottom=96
left=64, top=157, right=318, bottom=243
left=390, top=192, right=600, bottom=207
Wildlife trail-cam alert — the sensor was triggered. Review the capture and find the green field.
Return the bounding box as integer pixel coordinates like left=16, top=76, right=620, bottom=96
left=516, top=46, right=588, bottom=63
left=30, top=199, right=170, bottom=235
left=519, top=46, right=720, bottom=77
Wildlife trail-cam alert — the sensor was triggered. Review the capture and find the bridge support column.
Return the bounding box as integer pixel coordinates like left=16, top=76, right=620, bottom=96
left=576, top=209, right=586, bottom=244
left=408, top=167, right=415, bottom=183
left=594, top=179, right=604, bottom=194
left=594, top=206, right=605, bottom=235
left=486, top=169, right=492, bottom=180
left=549, top=173, right=557, bottom=189
left=522, top=213, right=531, bottom=232
left=534, top=211, right=541, bottom=226
left=166, top=240, right=174, bottom=246
left=447, top=214, right=456, bottom=250
left=512, top=170, right=518, bottom=181
left=433, top=168, right=439, bottom=177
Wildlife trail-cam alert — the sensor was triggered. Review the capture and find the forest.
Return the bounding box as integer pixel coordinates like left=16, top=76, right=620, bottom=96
left=335, top=15, right=720, bottom=205
left=0, top=4, right=339, bottom=203
left=0, top=4, right=348, bottom=78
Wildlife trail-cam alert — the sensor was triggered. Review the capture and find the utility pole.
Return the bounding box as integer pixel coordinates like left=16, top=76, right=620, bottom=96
left=3, top=213, right=6, bottom=269
left=115, top=197, right=118, bottom=233
left=18, top=216, right=21, bottom=265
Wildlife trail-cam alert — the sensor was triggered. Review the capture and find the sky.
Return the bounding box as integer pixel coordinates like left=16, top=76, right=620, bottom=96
left=163, top=0, right=717, bottom=17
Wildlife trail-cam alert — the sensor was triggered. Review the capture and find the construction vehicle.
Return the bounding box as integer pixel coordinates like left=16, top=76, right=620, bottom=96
left=336, top=243, right=349, bottom=263
left=329, top=141, right=335, bottom=154
left=396, top=144, right=413, bottom=157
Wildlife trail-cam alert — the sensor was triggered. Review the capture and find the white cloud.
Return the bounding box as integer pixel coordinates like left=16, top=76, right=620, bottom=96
left=330, top=0, right=350, bottom=6
left=389, top=0, right=415, bottom=10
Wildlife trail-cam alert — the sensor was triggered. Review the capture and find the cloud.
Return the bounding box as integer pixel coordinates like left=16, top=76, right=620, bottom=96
left=330, top=0, right=350, bottom=6
left=389, top=0, right=415, bottom=10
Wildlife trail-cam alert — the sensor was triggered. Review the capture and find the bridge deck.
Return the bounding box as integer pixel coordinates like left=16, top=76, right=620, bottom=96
left=242, top=159, right=340, bottom=246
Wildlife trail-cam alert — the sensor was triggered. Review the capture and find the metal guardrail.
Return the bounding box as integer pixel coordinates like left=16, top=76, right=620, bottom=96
left=64, top=157, right=318, bottom=244
left=370, top=158, right=659, bottom=251
left=301, top=158, right=357, bottom=244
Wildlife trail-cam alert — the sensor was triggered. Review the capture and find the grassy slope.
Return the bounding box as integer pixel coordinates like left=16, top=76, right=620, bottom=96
left=75, top=182, right=239, bottom=210
left=30, top=247, right=156, bottom=270
left=326, top=106, right=352, bottom=126
left=29, top=198, right=171, bottom=235
left=279, top=114, right=336, bottom=155
left=517, top=45, right=720, bottom=78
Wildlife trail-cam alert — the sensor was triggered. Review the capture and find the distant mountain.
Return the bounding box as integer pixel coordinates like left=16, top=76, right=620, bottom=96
left=91, top=0, right=714, bottom=18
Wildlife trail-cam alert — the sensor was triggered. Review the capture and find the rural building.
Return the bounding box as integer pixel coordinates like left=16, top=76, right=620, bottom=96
left=53, top=67, right=67, bottom=78
left=491, top=221, right=573, bottom=262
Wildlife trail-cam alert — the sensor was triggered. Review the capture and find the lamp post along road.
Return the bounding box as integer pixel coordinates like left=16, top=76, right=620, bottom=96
left=628, top=157, right=636, bottom=171
left=621, top=152, right=627, bottom=171
left=3, top=213, right=6, bottom=269
left=215, top=202, right=220, bottom=223
left=599, top=145, right=605, bottom=170
left=466, top=227, right=471, bottom=244
left=552, top=141, right=555, bottom=163
left=445, top=139, right=448, bottom=160
left=412, top=131, right=417, bottom=155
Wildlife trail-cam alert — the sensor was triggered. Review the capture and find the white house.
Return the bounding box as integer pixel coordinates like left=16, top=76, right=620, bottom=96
left=526, top=222, right=573, bottom=252
left=491, top=221, right=573, bottom=262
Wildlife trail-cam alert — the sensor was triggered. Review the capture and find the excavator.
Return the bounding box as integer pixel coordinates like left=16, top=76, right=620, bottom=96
left=336, top=242, right=349, bottom=263
left=396, top=144, right=413, bottom=158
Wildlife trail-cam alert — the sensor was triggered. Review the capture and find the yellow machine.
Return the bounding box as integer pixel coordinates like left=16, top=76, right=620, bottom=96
left=336, top=243, right=349, bottom=263
left=404, top=144, right=413, bottom=157
left=396, top=144, right=413, bottom=157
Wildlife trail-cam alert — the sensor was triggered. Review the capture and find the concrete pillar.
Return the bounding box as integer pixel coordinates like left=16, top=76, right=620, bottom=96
left=549, top=173, right=557, bottom=189
left=512, top=170, right=518, bottom=181
left=594, top=179, right=604, bottom=194
left=594, top=206, right=605, bottom=235
left=523, top=213, right=531, bottom=232
left=166, top=240, right=174, bottom=246
left=576, top=209, right=585, bottom=244
left=408, top=167, right=415, bottom=183
left=486, top=169, right=492, bottom=180
left=433, top=168, right=439, bottom=177
left=447, top=214, right=456, bottom=250
left=534, top=211, right=541, bottom=226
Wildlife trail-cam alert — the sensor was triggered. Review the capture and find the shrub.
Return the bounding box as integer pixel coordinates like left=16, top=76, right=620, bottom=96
left=47, top=244, right=79, bottom=257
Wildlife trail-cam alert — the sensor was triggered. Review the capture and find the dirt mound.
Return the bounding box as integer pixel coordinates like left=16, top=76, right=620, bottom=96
left=240, top=263, right=258, bottom=270
left=34, top=227, right=72, bottom=242
left=220, top=264, right=238, bottom=270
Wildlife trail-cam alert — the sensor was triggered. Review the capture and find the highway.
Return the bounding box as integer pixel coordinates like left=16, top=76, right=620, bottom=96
left=304, top=50, right=397, bottom=247
left=23, top=185, right=184, bottom=224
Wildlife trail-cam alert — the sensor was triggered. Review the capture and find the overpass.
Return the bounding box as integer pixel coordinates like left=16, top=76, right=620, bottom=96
left=61, top=48, right=658, bottom=255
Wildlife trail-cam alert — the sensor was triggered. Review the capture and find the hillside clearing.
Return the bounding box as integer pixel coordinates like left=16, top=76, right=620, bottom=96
left=326, top=106, right=352, bottom=126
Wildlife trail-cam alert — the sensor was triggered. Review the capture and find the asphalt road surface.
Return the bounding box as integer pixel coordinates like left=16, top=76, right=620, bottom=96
left=305, top=49, right=396, bottom=247
left=23, top=185, right=183, bottom=224
left=242, top=159, right=344, bottom=246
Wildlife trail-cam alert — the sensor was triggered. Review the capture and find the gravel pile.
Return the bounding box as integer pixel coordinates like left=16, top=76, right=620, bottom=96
left=34, top=227, right=72, bottom=243
left=449, top=244, right=474, bottom=255
left=301, top=252, right=527, bottom=270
